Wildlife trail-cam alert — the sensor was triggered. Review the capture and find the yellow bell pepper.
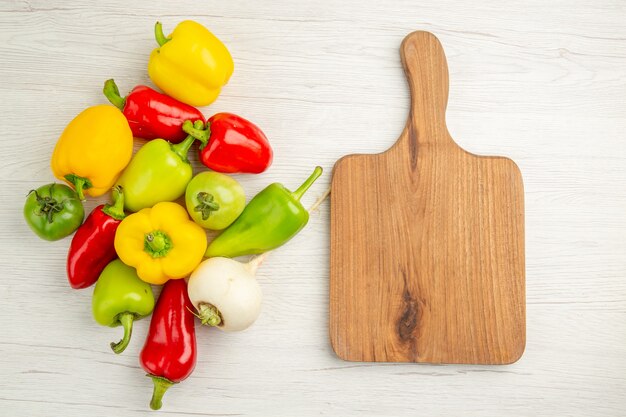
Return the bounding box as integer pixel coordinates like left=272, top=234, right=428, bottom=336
left=148, top=20, right=234, bottom=107
left=51, top=105, right=133, bottom=200
left=114, top=202, right=207, bottom=285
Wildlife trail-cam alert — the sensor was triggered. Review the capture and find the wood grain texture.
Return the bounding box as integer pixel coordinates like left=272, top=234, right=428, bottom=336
left=330, top=32, right=525, bottom=364
left=0, top=0, right=625, bottom=416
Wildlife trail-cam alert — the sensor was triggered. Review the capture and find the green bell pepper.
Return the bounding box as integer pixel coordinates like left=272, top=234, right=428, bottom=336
left=205, top=166, right=322, bottom=258
left=23, top=183, right=84, bottom=241
left=92, top=259, right=155, bottom=354
left=185, top=171, right=246, bottom=230
left=115, top=121, right=203, bottom=212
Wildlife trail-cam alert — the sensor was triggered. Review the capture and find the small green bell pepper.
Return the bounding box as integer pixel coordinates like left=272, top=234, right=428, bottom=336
left=205, top=166, right=322, bottom=258
left=185, top=171, right=246, bottom=230
left=24, top=183, right=84, bottom=241
left=92, top=259, right=155, bottom=354
left=115, top=121, right=203, bottom=212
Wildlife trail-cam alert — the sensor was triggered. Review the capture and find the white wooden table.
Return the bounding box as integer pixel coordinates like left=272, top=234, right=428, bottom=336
left=1, top=1, right=625, bottom=415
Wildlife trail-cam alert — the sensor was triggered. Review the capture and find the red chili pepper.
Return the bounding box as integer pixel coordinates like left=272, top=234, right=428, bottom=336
left=66, top=186, right=125, bottom=289
left=103, top=79, right=205, bottom=144
left=140, top=279, right=196, bottom=410
left=182, top=112, right=273, bottom=173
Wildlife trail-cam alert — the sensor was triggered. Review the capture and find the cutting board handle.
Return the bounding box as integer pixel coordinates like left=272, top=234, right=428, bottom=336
left=396, top=31, right=452, bottom=148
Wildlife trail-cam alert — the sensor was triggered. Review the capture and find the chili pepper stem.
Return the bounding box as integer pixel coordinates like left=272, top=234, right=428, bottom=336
left=154, top=22, right=172, bottom=47
left=197, top=303, right=222, bottom=327
left=64, top=174, right=92, bottom=201
left=102, top=79, right=127, bottom=110
left=148, top=375, right=175, bottom=410
left=102, top=186, right=126, bottom=220
left=291, top=166, right=323, bottom=201
left=182, top=120, right=211, bottom=149
left=171, top=120, right=205, bottom=162
left=110, top=312, right=134, bottom=354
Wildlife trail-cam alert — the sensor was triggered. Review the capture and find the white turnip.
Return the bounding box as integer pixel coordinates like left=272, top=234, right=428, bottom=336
left=188, top=187, right=330, bottom=332
left=187, top=256, right=265, bottom=332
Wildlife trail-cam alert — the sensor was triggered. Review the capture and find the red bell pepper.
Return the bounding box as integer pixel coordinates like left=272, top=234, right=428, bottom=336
left=103, top=79, right=205, bottom=144
left=66, top=186, right=125, bottom=289
left=182, top=112, right=273, bottom=173
left=140, top=279, right=196, bottom=410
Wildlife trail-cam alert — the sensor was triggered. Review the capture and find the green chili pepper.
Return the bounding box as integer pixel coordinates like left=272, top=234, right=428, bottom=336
left=92, top=259, right=155, bottom=354
left=115, top=121, right=203, bottom=212
left=205, top=166, right=322, bottom=258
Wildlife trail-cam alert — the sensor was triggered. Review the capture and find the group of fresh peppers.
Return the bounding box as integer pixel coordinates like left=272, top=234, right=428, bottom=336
left=23, top=20, right=323, bottom=410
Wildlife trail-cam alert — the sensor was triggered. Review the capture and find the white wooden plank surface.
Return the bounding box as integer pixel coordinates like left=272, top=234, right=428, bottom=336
left=1, top=0, right=625, bottom=415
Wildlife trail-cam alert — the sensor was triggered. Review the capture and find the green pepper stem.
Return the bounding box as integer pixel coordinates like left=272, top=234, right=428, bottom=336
left=64, top=174, right=92, bottom=201
left=144, top=231, right=172, bottom=258
left=102, top=79, right=126, bottom=110
left=102, top=186, right=126, bottom=220
left=197, top=303, right=222, bottom=327
left=154, top=21, right=171, bottom=47
left=182, top=120, right=211, bottom=149
left=194, top=192, right=220, bottom=220
left=148, top=375, right=175, bottom=410
left=291, top=166, right=323, bottom=201
left=30, top=186, right=64, bottom=224
left=110, top=312, right=134, bottom=354
left=171, top=120, right=205, bottom=162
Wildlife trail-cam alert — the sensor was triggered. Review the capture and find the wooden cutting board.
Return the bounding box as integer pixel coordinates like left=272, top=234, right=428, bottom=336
left=329, top=31, right=525, bottom=364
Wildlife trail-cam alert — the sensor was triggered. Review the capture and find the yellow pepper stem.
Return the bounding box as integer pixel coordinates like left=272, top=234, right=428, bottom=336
left=154, top=21, right=171, bottom=46
left=144, top=231, right=172, bottom=258
left=64, top=174, right=92, bottom=201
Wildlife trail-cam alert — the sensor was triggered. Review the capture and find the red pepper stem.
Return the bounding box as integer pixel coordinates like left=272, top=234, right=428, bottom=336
left=154, top=22, right=171, bottom=47
left=64, top=174, right=92, bottom=201
left=102, top=186, right=126, bottom=220
left=110, top=312, right=134, bottom=354
left=182, top=120, right=211, bottom=148
left=171, top=120, right=205, bottom=161
left=148, top=375, right=175, bottom=410
left=291, top=166, right=323, bottom=201
left=102, top=79, right=126, bottom=110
